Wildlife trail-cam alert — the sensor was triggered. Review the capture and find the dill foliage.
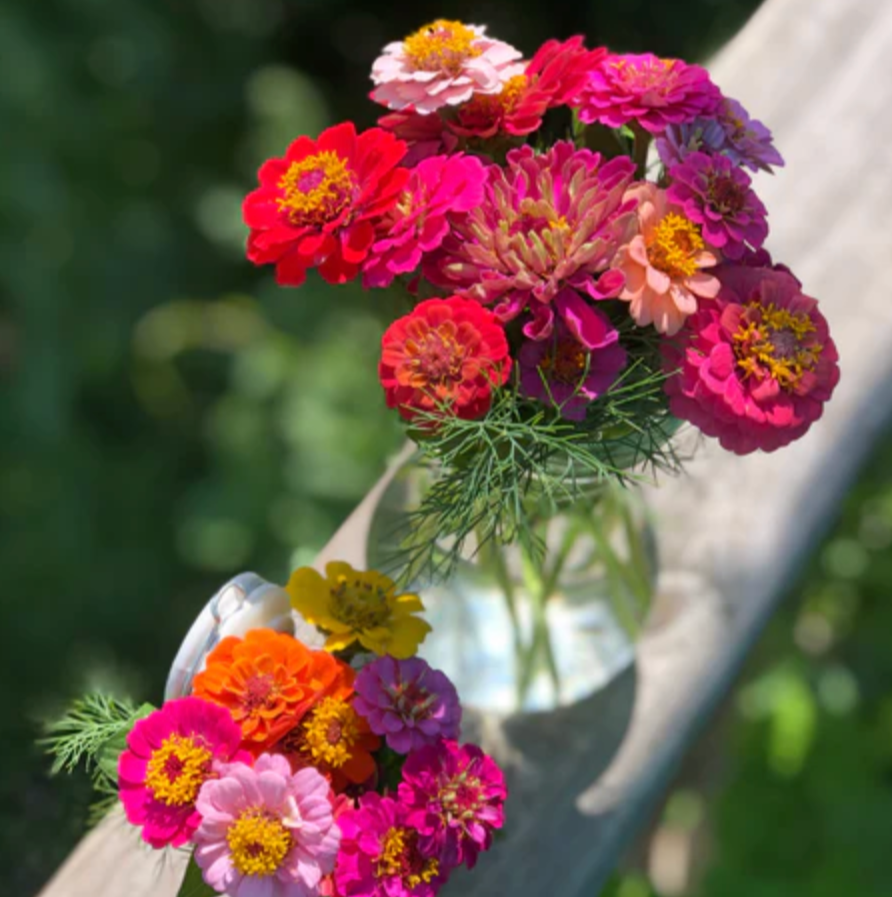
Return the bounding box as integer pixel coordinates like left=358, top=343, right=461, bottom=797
left=384, top=313, right=685, bottom=585
left=41, top=693, right=155, bottom=822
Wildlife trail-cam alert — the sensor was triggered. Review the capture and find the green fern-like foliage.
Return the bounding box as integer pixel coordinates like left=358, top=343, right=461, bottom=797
left=41, top=693, right=155, bottom=820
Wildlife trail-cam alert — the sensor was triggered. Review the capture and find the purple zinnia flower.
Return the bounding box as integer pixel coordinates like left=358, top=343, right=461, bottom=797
left=424, top=141, right=637, bottom=346
left=717, top=97, right=785, bottom=173
left=655, top=117, right=728, bottom=169
left=398, top=740, right=507, bottom=871
left=353, top=656, right=461, bottom=754
left=335, top=792, right=446, bottom=897
left=519, top=306, right=626, bottom=420
left=667, top=151, right=768, bottom=260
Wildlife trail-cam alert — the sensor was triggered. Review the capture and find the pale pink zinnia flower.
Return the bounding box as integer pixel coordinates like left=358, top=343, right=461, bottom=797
left=613, top=182, right=720, bottom=336
left=370, top=20, right=522, bottom=115
left=194, top=754, right=340, bottom=897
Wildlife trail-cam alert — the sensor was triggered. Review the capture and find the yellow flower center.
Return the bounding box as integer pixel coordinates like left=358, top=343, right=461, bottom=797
left=611, top=55, right=677, bottom=91
left=378, top=826, right=440, bottom=889
left=404, top=320, right=468, bottom=389
left=300, top=697, right=360, bottom=769
left=733, top=301, right=823, bottom=390
left=330, top=573, right=394, bottom=631
left=227, top=809, right=293, bottom=877
left=277, top=151, right=356, bottom=226
left=647, top=212, right=705, bottom=279
left=144, top=734, right=212, bottom=807
left=461, top=73, right=528, bottom=125
left=403, top=20, right=482, bottom=74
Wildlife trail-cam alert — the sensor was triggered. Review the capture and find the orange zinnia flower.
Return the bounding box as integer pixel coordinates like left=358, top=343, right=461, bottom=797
left=277, top=696, right=380, bottom=793
left=192, top=628, right=354, bottom=753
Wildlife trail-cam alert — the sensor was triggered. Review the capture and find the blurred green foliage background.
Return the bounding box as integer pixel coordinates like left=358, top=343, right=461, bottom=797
left=5, top=1, right=887, bottom=895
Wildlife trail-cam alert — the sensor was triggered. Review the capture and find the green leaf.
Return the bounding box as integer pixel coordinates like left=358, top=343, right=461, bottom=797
left=176, top=855, right=217, bottom=897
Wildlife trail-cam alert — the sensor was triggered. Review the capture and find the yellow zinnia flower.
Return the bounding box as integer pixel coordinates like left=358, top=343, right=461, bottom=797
left=286, top=561, right=431, bottom=658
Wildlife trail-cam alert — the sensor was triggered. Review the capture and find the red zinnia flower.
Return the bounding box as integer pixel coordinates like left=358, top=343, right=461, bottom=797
left=379, top=297, right=511, bottom=421
left=243, top=122, right=409, bottom=286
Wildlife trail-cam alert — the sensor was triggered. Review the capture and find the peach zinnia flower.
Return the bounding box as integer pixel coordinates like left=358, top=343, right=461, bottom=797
left=614, top=182, right=720, bottom=336
left=192, top=628, right=354, bottom=753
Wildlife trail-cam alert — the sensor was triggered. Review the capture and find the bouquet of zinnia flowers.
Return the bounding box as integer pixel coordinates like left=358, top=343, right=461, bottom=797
left=243, top=19, right=840, bottom=580
left=44, top=562, right=506, bottom=897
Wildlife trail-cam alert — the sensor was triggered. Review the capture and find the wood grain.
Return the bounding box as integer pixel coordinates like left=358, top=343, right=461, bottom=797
left=38, top=1, right=892, bottom=893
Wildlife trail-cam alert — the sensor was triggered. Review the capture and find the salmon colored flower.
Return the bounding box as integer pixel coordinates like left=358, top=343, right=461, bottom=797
left=287, top=562, right=431, bottom=659
left=117, top=697, right=250, bottom=849
left=662, top=264, right=840, bottom=454
left=243, top=122, right=408, bottom=287
left=192, top=628, right=354, bottom=753
left=277, top=695, right=380, bottom=793
left=379, top=297, right=511, bottom=421
left=371, top=20, right=521, bottom=114
left=613, top=182, right=720, bottom=335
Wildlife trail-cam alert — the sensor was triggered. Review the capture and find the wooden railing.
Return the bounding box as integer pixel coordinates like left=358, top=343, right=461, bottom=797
left=39, top=0, right=892, bottom=893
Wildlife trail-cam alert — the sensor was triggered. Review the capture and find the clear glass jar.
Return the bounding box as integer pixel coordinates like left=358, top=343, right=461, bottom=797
left=366, top=454, right=657, bottom=715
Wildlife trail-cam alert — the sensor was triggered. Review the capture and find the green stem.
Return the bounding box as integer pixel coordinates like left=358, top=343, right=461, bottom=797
left=632, top=123, right=653, bottom=180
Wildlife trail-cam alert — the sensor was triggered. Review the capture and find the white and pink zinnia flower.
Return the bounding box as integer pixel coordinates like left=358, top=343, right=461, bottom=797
left=194, top=754, right=340, bottom=897
left=371, top=19, right=522, bottom=115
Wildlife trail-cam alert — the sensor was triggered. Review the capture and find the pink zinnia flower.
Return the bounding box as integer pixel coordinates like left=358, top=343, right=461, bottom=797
left=335, top=793, right=446, bottom=897
left=243, top=122, right=408, bottom=287
left=194, top=754, right=340, bottom=897
left=575, top=53, right=722, bottom=135
left=662, top=265, right=840, bottom=454
left=117, top=697, right=250, bottom=849
left=613, top=182, right=720, bottom=335
left=371, top=20, right=522, bottom=115
left=667, top=151, right=768, bottom=260
left=519, top=310, right=627, bottom=420
left=353, top=656, right=461, bottom=755
left=425, top=141, right=637, bottom=345
left=362, top=154, right=487, bottom=289
left=398, top=740, right=507, bottom=871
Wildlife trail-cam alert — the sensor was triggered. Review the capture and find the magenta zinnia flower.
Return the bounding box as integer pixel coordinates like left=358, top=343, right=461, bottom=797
left=425, top=141, right=637, bottom=345
left=667, top=151, right=768, bottom=260
left=194, top=754, right=340, bottom=897
left=363, top=154, right=487, bottom=289
left=398, top=740, right=507, bottom=871
left=335, top=793, right=446, bottom=897
left=353, top=656, right=461, bottom=754
left=519, top=309, right=627, bottom=420
left=662, top=265, right=840, bottom=454
left=575, top=53, right=722, bottom=135
left=117, top=697, right=249, bottom=849
left=371, top=20, right=521, bottom=115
